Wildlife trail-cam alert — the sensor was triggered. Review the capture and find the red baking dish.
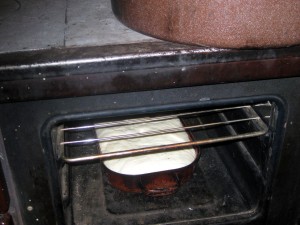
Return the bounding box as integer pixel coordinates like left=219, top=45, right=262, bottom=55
left=97, top=117, right=201, bottom=197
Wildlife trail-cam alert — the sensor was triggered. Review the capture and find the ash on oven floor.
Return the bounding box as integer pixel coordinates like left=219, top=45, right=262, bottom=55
left=68, top=148, right=248, bottom=225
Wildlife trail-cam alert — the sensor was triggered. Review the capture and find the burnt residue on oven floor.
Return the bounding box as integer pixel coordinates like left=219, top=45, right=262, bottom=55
left=64, top=126, right=250, bottom=225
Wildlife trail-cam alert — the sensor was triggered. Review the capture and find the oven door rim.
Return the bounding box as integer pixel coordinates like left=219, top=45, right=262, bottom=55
left=40, top=94, right=287, bottom=225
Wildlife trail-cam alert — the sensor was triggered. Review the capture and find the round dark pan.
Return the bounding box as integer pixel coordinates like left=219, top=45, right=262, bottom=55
left=98, top=118, right=201, bottom=197
left=111, top=0, right=300, bottom=49
left=102, top=148, right=201, bottom=197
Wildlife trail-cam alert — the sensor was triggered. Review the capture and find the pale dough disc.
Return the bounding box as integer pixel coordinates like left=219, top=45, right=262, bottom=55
left=96, top=118, right=196, bottom=175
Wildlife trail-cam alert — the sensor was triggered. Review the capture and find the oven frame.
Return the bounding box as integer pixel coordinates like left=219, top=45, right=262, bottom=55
left=0, top=44, right=299, bottom=225
left=40, top=95, right=286, bottom=225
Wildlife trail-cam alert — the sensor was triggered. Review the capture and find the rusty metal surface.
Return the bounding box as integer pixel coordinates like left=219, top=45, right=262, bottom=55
left=1, top=42, right=299, bottom=81
left=0, top=42, right=225, bottom=81
left=112, top=0, right=300, bottom=49
left=0, top=56, right=299, bottom=103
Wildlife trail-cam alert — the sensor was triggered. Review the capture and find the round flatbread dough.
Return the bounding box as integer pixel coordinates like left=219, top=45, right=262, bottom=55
left=96, top=118, right=196, bottom=175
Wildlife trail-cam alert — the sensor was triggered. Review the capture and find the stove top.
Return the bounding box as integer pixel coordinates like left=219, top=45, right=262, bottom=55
left=0, top=0, right=154, bottom=54
left=0, top=0, right=299, bottom=105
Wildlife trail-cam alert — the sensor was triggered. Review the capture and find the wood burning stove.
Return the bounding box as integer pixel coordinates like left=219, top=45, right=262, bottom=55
left=0, top=64, right=300, bottom=224
left=42, top=99, right=284, bottom=225
left=0, top=1, right=299, bottom=225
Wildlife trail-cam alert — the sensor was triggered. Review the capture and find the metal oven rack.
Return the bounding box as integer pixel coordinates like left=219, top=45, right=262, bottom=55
left=58, top=103, right=271, bottom=164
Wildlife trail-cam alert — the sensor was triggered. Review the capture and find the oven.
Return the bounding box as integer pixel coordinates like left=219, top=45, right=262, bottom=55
left=0, top=1, right=300, bottom=225
left=44, top=97, right=283, bottom=225
left=0, top=60, right=300, bottom=225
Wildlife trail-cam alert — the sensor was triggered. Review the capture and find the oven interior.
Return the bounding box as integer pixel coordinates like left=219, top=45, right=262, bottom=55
left=46, top=98, right=282, bottom=225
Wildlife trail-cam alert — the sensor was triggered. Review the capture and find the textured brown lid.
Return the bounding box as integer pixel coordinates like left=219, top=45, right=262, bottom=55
left=112, top=0, right=300, bottom=49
